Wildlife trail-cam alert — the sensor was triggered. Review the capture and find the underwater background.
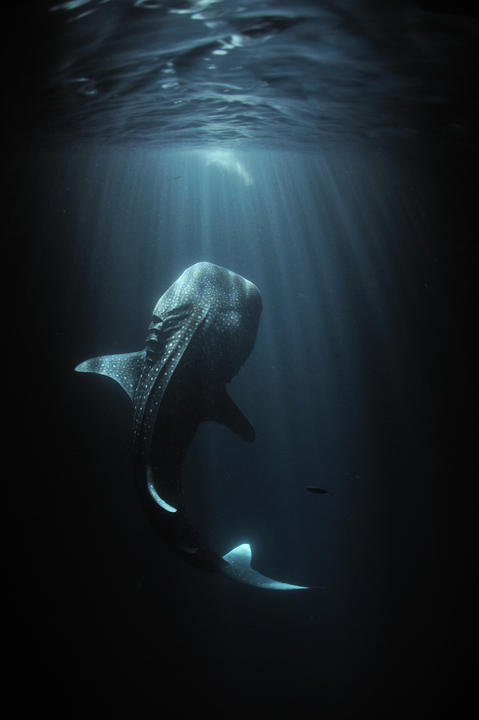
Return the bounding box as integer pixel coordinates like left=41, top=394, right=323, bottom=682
left=7, top=1, right=476, bottom=717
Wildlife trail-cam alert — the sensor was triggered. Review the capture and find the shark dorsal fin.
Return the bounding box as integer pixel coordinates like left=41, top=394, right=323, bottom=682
left=206, top=387, right=255, bottom=443
left=75, top=351, right=146, bottom=401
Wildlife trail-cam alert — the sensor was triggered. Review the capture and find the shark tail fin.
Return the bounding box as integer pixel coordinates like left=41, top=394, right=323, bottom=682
left=75, top=350, right=146, bottom=401
left=221, top=543, right=308, bottom=590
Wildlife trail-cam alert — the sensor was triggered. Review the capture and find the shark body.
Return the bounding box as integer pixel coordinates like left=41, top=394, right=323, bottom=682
left=76, top=262, right=307, bottom=589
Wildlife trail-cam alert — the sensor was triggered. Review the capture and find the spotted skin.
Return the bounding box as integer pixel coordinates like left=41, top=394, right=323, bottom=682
left=76, top=263, right=307, bottom=589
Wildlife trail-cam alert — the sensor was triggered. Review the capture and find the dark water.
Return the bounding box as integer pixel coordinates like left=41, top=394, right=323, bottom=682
left=8, top=1, right=476, bottom=718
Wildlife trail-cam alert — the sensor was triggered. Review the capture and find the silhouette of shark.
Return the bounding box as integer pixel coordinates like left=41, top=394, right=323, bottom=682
left=76, top=262, right=307, bottom=589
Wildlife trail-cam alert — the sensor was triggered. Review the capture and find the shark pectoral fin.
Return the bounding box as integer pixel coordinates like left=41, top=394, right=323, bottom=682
left=209, top=388, right=255, bottom=443
left=75, top=350, right=146, bottom=401
left=221, top=543, right=308, bottom=590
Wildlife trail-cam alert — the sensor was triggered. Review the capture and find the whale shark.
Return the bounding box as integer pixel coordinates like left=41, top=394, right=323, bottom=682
left=76, top=262, right=307, bottom=589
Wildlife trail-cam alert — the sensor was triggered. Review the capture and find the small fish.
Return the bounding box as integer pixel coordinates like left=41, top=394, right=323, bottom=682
left=174, top=175, right=181, bottom=179
left=306, top=486, right=335, bottom=495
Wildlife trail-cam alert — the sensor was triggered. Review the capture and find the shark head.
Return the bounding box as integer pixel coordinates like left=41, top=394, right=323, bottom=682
left=146, top=262, right=262, bottom=384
